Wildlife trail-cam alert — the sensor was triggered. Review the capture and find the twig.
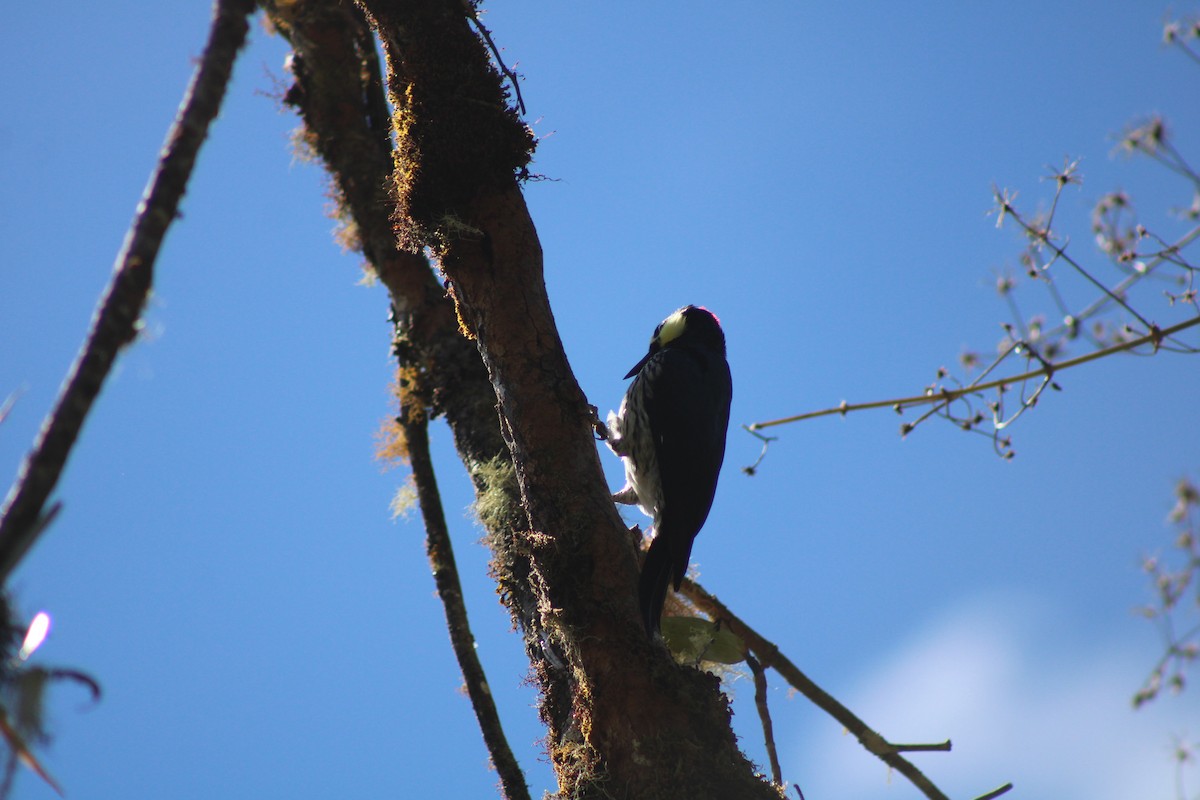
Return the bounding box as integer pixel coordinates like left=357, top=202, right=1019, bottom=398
left=747, top=314, right=1200, bottom=432
left=398, top=407, right=531, bottom=800
left=0, top=0, right=256, bottom=580
left=745, top=652, right=783, bottom=786
left=1067, top=224, right=1200, bottom=336
left=889, top=740, right=952, bottom=752
left=740, top=426, right=777, bottom=476
left=973, top=783, right=1015, bottom=800
left=463, top=2, right=526, bottom=115
left=0, top=392, right=20, bottom=427
left=1174, top=37, right=1200, bottom=69
left=997, top=188, right=1157, bottom=332
left=680, top=578, right=1011, bottom=800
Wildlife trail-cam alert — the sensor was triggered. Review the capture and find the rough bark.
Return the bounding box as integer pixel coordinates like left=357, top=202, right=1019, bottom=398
left=264, top=0, right=546, bottom=689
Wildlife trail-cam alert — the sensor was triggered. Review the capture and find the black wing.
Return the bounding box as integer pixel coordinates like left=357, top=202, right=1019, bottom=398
left=643, top=344, right=732, bottom=588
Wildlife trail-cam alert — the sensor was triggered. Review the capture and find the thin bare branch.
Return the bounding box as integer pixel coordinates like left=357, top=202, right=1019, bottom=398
left=463, top=2, right=526, bottom=116
left=397, top=403, right=531, bottom=800
left=679, top=579, right=1009, bottom=800
left=740, top=426, right=778, bottom=477
left=1003, top=197, right=1156, bottom=330
left=973, top=783, right=1015, bottom=800
left=889, top=740, right=952, bottom=753
left=0, top=0, right=256, bottom=580
left=745, top=653, right=783, bottom=786
left=747, top=314, right=1200, bottom=433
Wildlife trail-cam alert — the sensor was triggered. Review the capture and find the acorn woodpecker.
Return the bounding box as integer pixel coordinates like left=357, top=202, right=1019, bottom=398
left=607, top=305, right=733, bottom=636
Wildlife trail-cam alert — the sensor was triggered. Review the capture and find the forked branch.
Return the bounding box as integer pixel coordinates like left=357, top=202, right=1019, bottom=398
left=748, top=314, right=1200, bottom=433
left=681, top=578, right=1013, bottom=800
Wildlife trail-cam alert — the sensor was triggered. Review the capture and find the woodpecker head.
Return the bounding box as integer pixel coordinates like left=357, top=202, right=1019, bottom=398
left=624, top=305, right=727, bottom=379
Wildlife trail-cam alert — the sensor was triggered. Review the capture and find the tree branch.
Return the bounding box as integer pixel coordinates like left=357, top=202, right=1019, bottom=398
left=744, top=652, right=783, bottom=786
left=748, top=314, right=1200, bottom=432
left=0, top=0, right=256, bottom=580
left=354, top=1, right=779, bottom=795
left=397, top=395, right=530, bottom=800
left=263, top=4, right=554, bottom=790
left=681, top=578, right=1012, bottom=800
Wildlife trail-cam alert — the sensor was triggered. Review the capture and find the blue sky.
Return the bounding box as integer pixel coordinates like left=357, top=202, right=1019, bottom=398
left=2, top=3, right=1198, bottom=798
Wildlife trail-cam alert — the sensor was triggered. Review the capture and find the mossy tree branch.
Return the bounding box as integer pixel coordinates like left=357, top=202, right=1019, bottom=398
left=347, top=0, right=777, bottom=796
left=264, top=2, right=544, bottom=787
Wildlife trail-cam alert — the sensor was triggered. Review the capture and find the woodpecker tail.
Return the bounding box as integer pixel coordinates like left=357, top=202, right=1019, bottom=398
left=638, top=532, right=673, bottom=636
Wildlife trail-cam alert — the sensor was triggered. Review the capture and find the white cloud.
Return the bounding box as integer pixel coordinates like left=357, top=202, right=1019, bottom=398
left=790, top=592, right=1198, bottom=800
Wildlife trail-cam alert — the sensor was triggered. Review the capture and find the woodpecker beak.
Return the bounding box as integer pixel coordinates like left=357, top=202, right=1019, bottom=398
left=624, top=352, right=653, bottom=379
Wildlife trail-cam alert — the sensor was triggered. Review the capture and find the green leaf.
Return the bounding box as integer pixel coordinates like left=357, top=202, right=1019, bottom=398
left=661, top=617, right=746, bottom=665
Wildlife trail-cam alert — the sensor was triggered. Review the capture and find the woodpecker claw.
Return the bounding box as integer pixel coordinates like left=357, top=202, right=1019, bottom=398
left=588, top=404, right=610, bottom=441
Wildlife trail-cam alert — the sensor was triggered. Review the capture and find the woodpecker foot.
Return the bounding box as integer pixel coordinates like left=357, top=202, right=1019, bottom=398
left=588, top=404, right=610, bottom=441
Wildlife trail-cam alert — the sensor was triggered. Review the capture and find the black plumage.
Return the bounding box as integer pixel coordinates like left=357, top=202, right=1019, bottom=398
left=607, top=306, right=732, bottom=636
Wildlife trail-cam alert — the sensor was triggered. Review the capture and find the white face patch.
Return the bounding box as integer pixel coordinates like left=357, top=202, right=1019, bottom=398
left=654, top=308, right=688, bottom=347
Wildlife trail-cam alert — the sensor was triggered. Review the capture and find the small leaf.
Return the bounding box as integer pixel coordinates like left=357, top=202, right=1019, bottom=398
left=660, top=617, right=746, bottom=665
